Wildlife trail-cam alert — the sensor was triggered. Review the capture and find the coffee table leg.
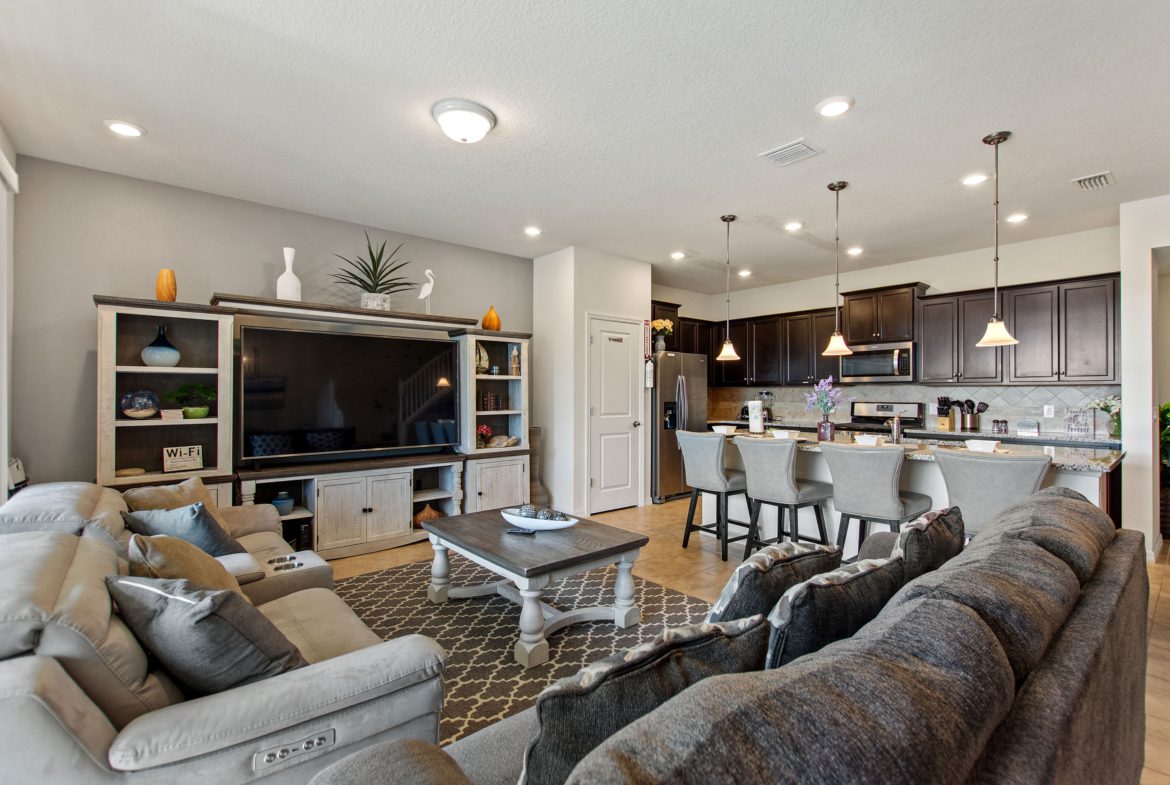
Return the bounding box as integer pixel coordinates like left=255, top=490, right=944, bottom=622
left=514, top=588, right=550, bottom=667
left=427, top=539, right=450, bottom=604
left=613, top=552, right=640, bottom=628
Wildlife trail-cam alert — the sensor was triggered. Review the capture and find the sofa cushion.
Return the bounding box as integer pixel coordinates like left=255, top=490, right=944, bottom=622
left=446, top=707, right=538, bottom=785
left=122, top=477, right=233, bottom=537
left=705, top=542, right=841, bottom=623
left=894, top=506, right=965, bottom=581
left=766, top=556, right=905, bottom=669
left=310, top=739, right=473, bottom=785
left=127, top=534, right=244, bottom=596
left=524, top=615, right=769, bottom=785
left=106, top=575, right=306, bottom=694
left=0, top=481, right=130, bottom=552
left=258, top=587, right=382, bottom=663
left=567, top=597, right=1016, bottom=785
left=122, top=503, right=245, bottom=557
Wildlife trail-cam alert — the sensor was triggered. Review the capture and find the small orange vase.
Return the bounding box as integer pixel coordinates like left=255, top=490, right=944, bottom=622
left=156, top=269, right=177, bottom=302
left=481, top=305, right=501, bottom=331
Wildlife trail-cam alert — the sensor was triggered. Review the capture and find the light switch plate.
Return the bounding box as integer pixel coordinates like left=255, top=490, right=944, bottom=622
left=1043, top=405, right=1055, bottom=418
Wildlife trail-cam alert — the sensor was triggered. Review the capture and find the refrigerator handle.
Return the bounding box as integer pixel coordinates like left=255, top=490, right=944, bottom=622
left=677, top=374, right=688, bottom=433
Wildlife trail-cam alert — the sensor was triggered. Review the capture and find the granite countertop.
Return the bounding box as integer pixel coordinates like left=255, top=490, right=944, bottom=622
left=708, top=420, right=1120, bottom=450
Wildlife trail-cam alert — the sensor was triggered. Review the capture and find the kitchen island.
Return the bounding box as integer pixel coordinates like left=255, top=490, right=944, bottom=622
left=698, top=430, right=1124, bottom=558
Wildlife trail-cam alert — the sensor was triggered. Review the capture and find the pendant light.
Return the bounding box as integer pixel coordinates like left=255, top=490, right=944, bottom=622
left=975, top=131, right=1019, bottom=347
left=715, top=214, right=741, bottom=361
left=822, top=181, right=853, bottom=356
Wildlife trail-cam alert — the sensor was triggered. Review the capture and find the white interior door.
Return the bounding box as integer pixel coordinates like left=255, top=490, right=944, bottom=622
left=588, top=317, right=642, bottom=513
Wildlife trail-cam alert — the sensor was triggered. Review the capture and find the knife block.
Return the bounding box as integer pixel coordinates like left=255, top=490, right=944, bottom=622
left=936, top=414, right=953, bottom=432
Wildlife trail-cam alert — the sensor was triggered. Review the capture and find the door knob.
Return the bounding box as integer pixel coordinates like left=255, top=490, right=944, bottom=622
left=632, top=420, right=642, bottom=428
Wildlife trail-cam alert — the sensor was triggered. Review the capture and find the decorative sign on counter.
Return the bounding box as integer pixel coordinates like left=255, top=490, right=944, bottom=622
left=163, top=445, right=204, bottom=473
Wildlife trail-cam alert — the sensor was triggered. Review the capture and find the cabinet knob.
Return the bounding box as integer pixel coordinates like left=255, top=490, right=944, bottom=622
left=477, top=491, right=484, bottom=496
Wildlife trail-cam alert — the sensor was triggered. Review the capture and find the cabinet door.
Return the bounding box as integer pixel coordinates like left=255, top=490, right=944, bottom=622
left=315, top=476, right=368, bottom=551
left=918, top=297, right=958, bottom=383
left=812, top=310, right=842, bottom=382
left=476, top=459, right=528, bottom=511
left=1005, top=285, right=1060, bottom=383
left=366, top=471, right=413, bottom=543
left=651, top=302, right=680, bottom=351
left=957, top=293, right=1001, bottom=383
left=712, top=322, right=749, bottom=386
left=747, top=317, right=781, bottom=385
left=676, top=319, right=698, bottom=354
left=782, top=314, right=813, bottom=385
left=843, top=294, right=877, bottom=344
left=877, top=288, right=915, bottom=341
left=1059, top=278, right=1117, bottom=383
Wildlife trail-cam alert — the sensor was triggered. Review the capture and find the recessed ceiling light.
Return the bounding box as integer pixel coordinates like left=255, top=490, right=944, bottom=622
left=431, top=99, right=496, bottom=143
left=1005, top=213, right=1028, bottom=223
left=738, top=270, right=752, bottom=278
left=815, top=96, right=854, bottom=118
left=962, top=173, right=989, bottom=186
left=847, top=246, right=863, bottom=256
left=784, top=221, right=803, bottom=232
left=524, top=226, right=542, bottom=237
left=104, top=120, right=145, bottom=137
left=670, top=251, right=685, bottom=260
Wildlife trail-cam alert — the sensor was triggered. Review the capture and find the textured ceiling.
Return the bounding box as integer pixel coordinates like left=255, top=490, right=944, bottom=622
left=1, top=1, right=1167, bottom=293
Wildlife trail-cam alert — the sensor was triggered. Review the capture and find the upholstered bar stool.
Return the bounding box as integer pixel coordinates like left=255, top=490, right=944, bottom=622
left=676, top=430, right=751, bottom=561
left=934, top=449, right=1052, bottom=534
left=734, top=436, right=832, bottom=558
left=819, top=443, right=932, bottom=553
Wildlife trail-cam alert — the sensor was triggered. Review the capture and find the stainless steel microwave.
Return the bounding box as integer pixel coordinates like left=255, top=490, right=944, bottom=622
left=839, top=342, right=915, bottom=383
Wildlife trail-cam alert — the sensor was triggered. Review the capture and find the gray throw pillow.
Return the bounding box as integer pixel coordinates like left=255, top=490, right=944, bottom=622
left=106, top=575, right=306, bottom=694
left=766, top=556, right=905, bottom=669
left=121, top=502, right=245, bottom=557
left=894, top=507, right=964, bottom=581
left=705, top=542, right=842, bottom=623
left=523, top=615, right=769, bottom=785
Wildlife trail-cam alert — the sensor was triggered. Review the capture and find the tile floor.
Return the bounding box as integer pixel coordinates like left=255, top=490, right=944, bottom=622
left=331, top=499, right=1168, bottom=782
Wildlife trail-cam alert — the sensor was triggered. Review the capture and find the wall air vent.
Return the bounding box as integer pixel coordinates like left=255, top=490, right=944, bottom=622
left=1071, top=171, right=1115, bottom=191
left=758, top=138, right=823, bottom=167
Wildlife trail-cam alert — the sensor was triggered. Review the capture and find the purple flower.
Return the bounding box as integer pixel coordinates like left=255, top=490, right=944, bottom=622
left=805, top=375, right=843, bottom=416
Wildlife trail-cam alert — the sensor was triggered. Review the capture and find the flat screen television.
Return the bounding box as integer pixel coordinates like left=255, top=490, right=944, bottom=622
left=238, top=325, right=459, bottom=463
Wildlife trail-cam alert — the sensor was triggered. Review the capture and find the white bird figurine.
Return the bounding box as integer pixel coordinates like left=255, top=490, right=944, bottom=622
left=418, top=269, right=435, bottom=314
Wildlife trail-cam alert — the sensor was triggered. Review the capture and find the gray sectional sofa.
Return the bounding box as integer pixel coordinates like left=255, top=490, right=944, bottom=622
left=313, top=487, right=1149, bottom=785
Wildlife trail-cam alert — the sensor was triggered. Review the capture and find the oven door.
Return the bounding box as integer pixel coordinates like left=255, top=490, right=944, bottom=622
left=839, top=342, right=915, bottom=383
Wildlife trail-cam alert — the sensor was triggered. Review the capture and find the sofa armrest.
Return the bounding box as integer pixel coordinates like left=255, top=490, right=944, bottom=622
left=309, top=739, right=472, bottom=785
left=109, top=634, right=445, bottom=771
left=215, top=552, right=265, bottom=585
left=219, top=504, right=282, bottom=538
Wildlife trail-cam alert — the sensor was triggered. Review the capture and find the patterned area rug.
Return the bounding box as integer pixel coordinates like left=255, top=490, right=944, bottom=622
left=336, top=554, right=710, bottom=744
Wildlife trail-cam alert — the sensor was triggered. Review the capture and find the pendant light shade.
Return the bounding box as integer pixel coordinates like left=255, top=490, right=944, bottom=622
left=822, top=181, right=853, bottom=357
left=975, top=131, right=1019, bottom=348
left=716, top=214, right=741, bottom=361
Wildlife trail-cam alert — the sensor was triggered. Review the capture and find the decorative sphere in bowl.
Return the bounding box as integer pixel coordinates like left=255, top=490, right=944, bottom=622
left=120, top=390, right=160, bottom=419
left=501, top=508, right=578, bottom=531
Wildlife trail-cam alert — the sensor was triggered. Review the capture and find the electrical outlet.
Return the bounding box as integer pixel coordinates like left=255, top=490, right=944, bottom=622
left=1043, top=404, right=1055, bottom=418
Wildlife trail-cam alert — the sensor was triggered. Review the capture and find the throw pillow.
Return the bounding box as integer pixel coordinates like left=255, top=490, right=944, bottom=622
left=121, top=503, right=245, bottom=557
left=766, top=556, right=906, bottom=669
left=122, top=477, right=233, bottom=536
left=705, top=542, right=842, bottom=623
left=127, top=534, right=245, bottom=597
left=105, top=575, right=306, bottom=694
left=894, top=507, right=965, bottom=581
left=522, top=615, right=770, bottom=785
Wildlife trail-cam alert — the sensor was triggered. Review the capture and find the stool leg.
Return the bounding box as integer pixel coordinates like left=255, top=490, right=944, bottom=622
left=888, top=519, right=900, bottom=534
left=787, top=506, right=800, bottom=542
left=744, top=499, right=762, bottom=560
left=682, top=488, right=699, bottom=549
left=836, top=514, right=851, bottom=548
left=858, top=519, right=869, bottom=552
left=718, top=492, right=729, bottom=561
left=813, top=503, right=828, bottom=544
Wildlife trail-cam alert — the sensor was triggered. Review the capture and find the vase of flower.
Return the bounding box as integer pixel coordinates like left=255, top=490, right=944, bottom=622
left=650, top=318, right=673, bottom=353
left=805, top=376, right=844, bottom=442
left=1108, top=411, right=1121, bottom=438
left=476, top=423, right=493, bottom=449
left=1088, top=394, right=1122, bottom=439
left=818, top=416, right=835, bottom=442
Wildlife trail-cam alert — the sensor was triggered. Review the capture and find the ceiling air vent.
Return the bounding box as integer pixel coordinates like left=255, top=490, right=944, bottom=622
left=1071, top=171, right=1115, bottom=191
left=759, top=138, right=823, bottom=167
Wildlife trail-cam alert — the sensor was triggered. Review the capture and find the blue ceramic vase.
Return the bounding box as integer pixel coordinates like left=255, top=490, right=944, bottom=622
left=141, top=326, right=181, bottom=367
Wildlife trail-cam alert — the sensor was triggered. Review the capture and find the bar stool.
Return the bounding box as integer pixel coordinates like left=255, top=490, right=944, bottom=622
left=734, top=436, right=832, bottom=558
left=934, top=449, right=1052, bottom=534
left=819, top=443, right=932, bottom=552
left=676, top=430, right=751, bottom=561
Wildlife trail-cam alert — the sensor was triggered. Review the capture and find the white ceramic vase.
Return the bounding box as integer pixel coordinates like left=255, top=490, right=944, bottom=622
left=276, top=247, right=302, bottom=301
left=360, top=292, right=393, bottom=310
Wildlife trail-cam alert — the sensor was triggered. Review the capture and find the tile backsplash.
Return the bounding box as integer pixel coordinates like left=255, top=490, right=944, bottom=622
left=708, top=383, right=1121, bottom=437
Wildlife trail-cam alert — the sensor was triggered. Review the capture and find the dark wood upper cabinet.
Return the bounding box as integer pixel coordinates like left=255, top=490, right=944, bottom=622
left=650, top=300, right=681, bottom=351
left=783, top=310, right=839, bottom=385
left=843, top=284, right=925, bottom=344
left=676, top=318, right=711, bottom=357
left=747, top=316, right=782, bottom=385
left=812, top=310, right=841, bottom=382
left=957, top=293, right=1001, bottom=383
left=1004, top=285, right=1060, bottom=383
left=917, top=297, right=958, bottom=383
left=843, top=295, right=878, bottom=344
left=711, top=321, right=749, bottom=387
left=876, top=288, right=916, bottom=342
left=1059, top=277, right=1117, bottom=383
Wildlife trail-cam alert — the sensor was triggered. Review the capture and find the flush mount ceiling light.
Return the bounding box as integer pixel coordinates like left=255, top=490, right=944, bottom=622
left=1005, top=212, right=1028, bottom=223
left=670, top=251, right=685, bottom=260
left=976, top=131, right=1019, bottom=348
left=431, top=99, right=496, bottom=143
left=846, top=246, right=863, bottom=256
left=784, top=221, right=803, bottom=232
left=738, top=270, right=752, bottom=278
left=962, top=173, right=989, bottom=186
left=815, top=96, right=854, bottom=117
left=104, top=119, right=145, bottom=137
left=823, top=181, right=853, bottom=357
left=523, top=226, right=542, bottom=237
left=716, top=215, right=741, bottom=362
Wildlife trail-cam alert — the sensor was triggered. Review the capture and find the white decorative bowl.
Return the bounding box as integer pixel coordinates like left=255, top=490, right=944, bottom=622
left=501, top=508, right=578, bottom=531
left=711, top=425, right=737, bottom=435
left=769, top=429, right=793, bottom=440
left=853, top=434, right=888, bottom=446
left=966, top=439, right=1001, bottom=453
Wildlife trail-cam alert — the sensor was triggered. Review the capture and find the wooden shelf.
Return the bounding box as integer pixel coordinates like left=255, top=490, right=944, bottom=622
left=115, top=417, right=219, bottom=428
left=106, top=468, right=228, bottom=487
left=413, top=488, right=454, bottom=503
left=279, top=505, right=313, bottom=521
left=475, top=374, right=521, bottom=380
left=115, top=365, right=220, bottom=375
left=476, top=409, right=521, bottom=416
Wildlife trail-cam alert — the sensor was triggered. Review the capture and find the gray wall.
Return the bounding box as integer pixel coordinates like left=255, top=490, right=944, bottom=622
left=12, top=156, right=533, bottom=482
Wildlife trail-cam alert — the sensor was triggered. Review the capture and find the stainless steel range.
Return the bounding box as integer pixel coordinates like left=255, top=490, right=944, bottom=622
left=837, top=401, right=925, bottom=433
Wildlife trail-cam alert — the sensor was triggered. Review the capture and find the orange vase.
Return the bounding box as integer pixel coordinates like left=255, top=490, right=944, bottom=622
left=155, top=269, right=177, bottom=302
left=481, top=305, right=501, bottom=331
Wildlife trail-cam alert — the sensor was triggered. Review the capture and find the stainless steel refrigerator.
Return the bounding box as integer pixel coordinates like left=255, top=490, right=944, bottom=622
left=651, top=351, right=708, bottom=503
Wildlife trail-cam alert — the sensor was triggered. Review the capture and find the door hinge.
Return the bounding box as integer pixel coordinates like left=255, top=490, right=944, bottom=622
left=590, top=478, right=594, bottom=487
left=590, top=335, right=594, bottom=344
left=589, top=406, right=594, bottom=416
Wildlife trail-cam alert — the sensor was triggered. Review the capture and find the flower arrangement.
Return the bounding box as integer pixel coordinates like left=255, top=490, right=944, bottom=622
left=650, top=318, right=674, bottom=336
left=1087, top=395, right=1121, bottom=414
left=476, top=423, right=493, bottom=448
left=805, top=376, right=844, bottom=418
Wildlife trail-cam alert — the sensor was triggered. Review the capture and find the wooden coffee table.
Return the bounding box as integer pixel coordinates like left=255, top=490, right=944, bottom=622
left=423, top=510, right=649, bottom=668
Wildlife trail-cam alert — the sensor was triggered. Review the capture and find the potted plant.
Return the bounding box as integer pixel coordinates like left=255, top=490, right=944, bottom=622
left=650, top=318, right=673, bottom=352
left=1088, top=395, right=1121, bottom=439
left=476, top=423, right=493, bottom=449
left=805, top=376, right=844, bottom=442
left=165, top=383, right=217, bottom=419
left=331, top=231, right=416, bottom=310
